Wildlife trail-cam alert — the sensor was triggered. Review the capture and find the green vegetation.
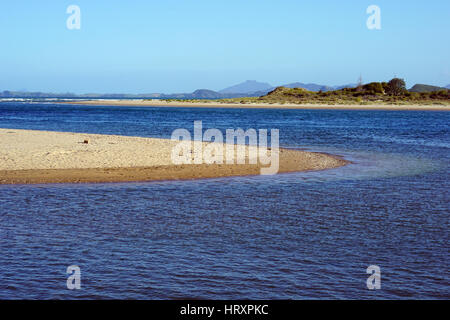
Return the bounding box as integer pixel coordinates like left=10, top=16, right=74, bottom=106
left=212, top=79, right=450, bottom=106
left=386, top=78, right=406, bottom=96
left=151, top=78, right=449, bottom=106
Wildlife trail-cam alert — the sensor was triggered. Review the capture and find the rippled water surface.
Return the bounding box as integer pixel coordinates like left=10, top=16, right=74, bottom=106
left=0, top=103, right=448, bottom=299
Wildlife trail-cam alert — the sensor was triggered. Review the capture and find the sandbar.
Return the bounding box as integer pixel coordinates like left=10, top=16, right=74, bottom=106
left=59, top=99, right=450, bottom=111
left=0, top=129, right=348, bottom=184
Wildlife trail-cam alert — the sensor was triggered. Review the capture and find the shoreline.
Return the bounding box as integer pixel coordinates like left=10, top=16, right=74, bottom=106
left=0, top=129, right=348, bottom=184
left=0, top=160, right=344, bottom=185
left=58, top=99, right=450, bottom=111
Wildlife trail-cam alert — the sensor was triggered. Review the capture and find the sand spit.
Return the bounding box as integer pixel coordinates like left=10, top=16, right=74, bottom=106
left=0, top=129, right=348, bottom=184
left=60, top=99, right=450, bottom=111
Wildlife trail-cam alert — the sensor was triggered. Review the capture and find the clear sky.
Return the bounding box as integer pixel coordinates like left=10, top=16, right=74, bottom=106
left=0, top=0, right=449, bottom=93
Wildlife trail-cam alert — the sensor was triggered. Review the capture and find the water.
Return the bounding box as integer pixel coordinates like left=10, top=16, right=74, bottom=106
left=0, top=102, right=448, bottom=299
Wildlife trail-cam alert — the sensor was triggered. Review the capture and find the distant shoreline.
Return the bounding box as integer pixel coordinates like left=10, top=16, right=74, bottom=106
left=58, top=99, right=450, bottom=111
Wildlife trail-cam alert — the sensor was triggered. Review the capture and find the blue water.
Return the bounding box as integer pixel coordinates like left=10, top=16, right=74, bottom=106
left=0, top=102, right=448, bottom=299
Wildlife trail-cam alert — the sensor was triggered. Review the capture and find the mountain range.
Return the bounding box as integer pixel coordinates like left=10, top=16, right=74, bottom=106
left=1, top=80, right=448, bottom=100
left=219, top=80, right=273, bottom=94
left=219, top=80, right=357, bottom=96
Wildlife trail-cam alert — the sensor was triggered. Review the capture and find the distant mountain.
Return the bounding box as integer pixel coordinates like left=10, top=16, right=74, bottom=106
left=446, top=84, right=450, bottom=89
left=282, top=82, right=334, bottom=92
left=0, top=89, right=255, bottom=100
left=218, top=81, right=358, bottom=95
left=187, top=89, right=223, bottom=99
left=333, top=83, right=358, bottom=90
left=409, top=84, right=448, bottom=93
left=219, top=80, right=273, bottom=94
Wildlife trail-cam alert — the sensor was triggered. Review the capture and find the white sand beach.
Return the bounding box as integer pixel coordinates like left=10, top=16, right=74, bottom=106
left=0, top=129, right=347, bottom=184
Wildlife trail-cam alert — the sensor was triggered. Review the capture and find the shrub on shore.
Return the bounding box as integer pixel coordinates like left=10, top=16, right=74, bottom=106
left=173, top=78, right=449, bottom=106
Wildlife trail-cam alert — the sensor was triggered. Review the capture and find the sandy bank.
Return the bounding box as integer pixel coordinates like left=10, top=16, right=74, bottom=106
left=0, top=129, right=348, bottom=184
left=59, top=99, right=450, bottom=111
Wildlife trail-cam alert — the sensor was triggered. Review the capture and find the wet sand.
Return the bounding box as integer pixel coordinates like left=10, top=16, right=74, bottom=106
left=60, top=99, right=450, bottom=111
left=0, top=129, right=348, bottom=184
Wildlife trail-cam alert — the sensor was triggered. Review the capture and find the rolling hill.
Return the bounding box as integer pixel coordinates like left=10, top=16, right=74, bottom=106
left=219, top=80, right=273, bottom=94
left=409, top=84, right=448, bottom=93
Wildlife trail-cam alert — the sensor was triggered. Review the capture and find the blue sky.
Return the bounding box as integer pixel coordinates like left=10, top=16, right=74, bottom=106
left=0, top=0, right=449, bottom=93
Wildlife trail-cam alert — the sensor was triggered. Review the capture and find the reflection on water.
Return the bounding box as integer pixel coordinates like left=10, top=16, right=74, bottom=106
left=0, top=103, right=448, bottom=299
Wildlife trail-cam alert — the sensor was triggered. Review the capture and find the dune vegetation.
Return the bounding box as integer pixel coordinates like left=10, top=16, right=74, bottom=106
left=166, top=79, right=450, bottom=106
